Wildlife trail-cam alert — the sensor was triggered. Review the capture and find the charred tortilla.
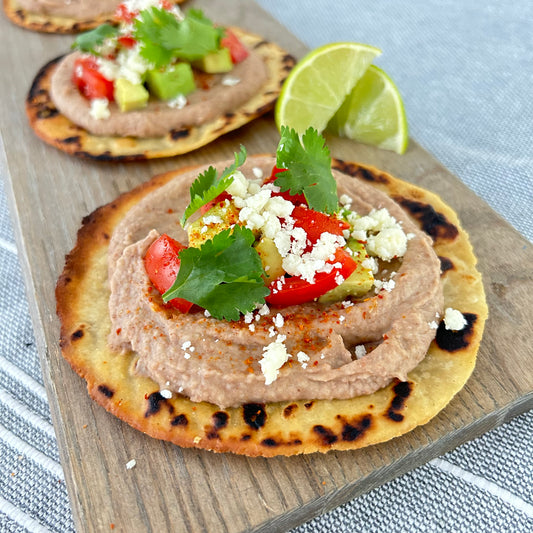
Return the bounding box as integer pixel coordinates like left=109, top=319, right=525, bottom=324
left=3, top=0, right=184, bottom=34
left=56, top=158, right=487, bottom=457
left=25, top=29, right=296, bottom=161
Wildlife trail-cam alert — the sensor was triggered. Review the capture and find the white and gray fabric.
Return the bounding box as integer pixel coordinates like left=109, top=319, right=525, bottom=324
left=1, top=0, right=532, bottom=531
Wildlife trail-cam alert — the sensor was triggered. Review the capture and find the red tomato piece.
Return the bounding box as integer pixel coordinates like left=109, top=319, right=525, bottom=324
left=144, top=234, right=194, bottom=313
left=114, top=3, right=139, bottom=23
left=72, top=57, right=115, bottom=101
left=264, top=165, right=307, bottom=206
left=291, top=205, right=350, bottom=247
left=200, top=191, right=232, bottom=215
left=265, top=248, right=357, bottom=307
left=118, top=35, right=137, bottom=49
left=221, top=29, right=249, bottom=63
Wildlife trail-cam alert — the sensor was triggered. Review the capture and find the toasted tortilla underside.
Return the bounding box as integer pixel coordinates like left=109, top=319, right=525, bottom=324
left=3, top=0, right=184, bottom=33
left=55, top=158, right=488, bottom=457
left=25, top=28, right=296, bottom=161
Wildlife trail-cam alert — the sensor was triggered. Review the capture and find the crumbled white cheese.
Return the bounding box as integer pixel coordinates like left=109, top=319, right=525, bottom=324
left=167, top=94, right=187, bottom=109
left=366, top=227, right=407, bottom=262
left=428, top=320, right=439, bottom=330
left=354, top=345, right=367, bottom=359
left=374, top=278, right=396, bottom=293
left=222, top=76, right=241, bottom=86
left=125, top=459, right=136, bottom=470
left=181, top=340, right=192, bottom=350
left=159, top=389, right=172, bottom=399
left=226, top=170, right=249, bottom=198
left=444, top=308, right=467, bottom=331
left=273, top=313, right=284, bottom=328
left=203, top=215, right=223, bottom=225
left=89, top=98, right=110, bottom=120
left=252, top=167, right=264, bottom=179
left=339, top=194, right=352, bottom=207
left=259, top=335, right=290, bottom=385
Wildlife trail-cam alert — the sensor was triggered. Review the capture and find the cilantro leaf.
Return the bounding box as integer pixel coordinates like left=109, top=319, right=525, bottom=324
left=181, top=145, right=247, bottom=226
left=72, top=24, right=118, bottom=55
left=162, top=225, right=269, bottom=321
left=134, top=7, right=221, bottom=67
left=275, top=126, right=339, bottom=214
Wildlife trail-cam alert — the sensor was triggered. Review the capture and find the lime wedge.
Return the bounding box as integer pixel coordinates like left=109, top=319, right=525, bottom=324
left=327, top=65, right=409, bottom=154
left=275, top=42, right=381, bottom=135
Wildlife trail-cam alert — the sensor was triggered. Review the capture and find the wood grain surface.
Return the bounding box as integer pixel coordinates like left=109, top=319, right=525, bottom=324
left=1, top=1, right=532, bottom=532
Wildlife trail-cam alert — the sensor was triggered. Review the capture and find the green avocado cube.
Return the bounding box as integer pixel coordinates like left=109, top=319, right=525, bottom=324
left=193, top=47, right=233, bottom=74
left=114, top=78, right=149, bottom=112
left=146, top=63, right=196, bottom=101
left=318, top=239, right=375, bottom=303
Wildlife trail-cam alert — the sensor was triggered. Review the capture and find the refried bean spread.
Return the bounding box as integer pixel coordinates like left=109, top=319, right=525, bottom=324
left=107, top=156, right=443, bottom=408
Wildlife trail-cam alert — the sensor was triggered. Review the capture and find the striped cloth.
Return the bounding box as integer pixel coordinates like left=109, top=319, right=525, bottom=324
left=1, top=0, right=532, bottom=531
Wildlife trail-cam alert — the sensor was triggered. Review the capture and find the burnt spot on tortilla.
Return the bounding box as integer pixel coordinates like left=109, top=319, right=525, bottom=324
left=304, top=401, right=315, bottom=410
left=253, top=40, right=269, bottom=49
left=260, top=436, right=302, bottom=448
left=436, top=313, right=477, bottom=352
left=339, top=414, right=373, bottom=442
left=37, top=107, right=59, bottom=120
left=206, top=411, right=229, bottom=439
left=71, top=328, right=84, bottom=341
left=283, top=403, right=298, bottom=418
left=75, top=150, right=148, bottom=163
left=282, top=54, right=297, bottom=71
left=313, top=425, right=338, bottom=445
left=61, top=136, right=81, bottom=145
left=439, top=256, right=454, bottom=275
left=393, top=196, right=459, bottom=241
left=242, top=403, right=267, bottom=430
left=171, top=414, right=188, bottom=427
left=97, top=384, right=114, bottom=398
left=385, top=380, right=413, bottom=422
left=27, top=56, right=63, bottom=102
left=170, top=128, right=191, bottom=140
left=145, top=391, right=173, bottom=417
left=240, top=434, right=252, bottom=441
left=332, top=160, right=390, bottom=184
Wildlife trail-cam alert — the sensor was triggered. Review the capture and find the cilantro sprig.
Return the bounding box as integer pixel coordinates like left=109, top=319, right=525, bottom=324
left=133, top=8, right=223, bottom=67
left=72, top=24, right=119, bottom=55
left=275, top=126, right=339, bottom=214
left=181, top=145, right=247, bottom=226
left=162, top=225, right=269, bottom=321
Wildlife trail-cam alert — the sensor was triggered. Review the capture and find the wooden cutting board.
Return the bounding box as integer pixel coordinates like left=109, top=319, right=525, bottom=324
left=1, top=1, right=532, bottom=531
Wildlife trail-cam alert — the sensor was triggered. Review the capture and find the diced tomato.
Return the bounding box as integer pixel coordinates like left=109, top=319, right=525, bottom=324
left=72, top=57, right=115, bottom=101
left=266, top=248, right=357, bottom=307
left=114, top=3, right=139, bottom=23
left=160, top=0, right=173, bottom=9
left=200, top=191, right=232, bottom=215
left=118, top=35, right=137, bottom=49
left=264, top=166, right=307, bottom=206
left=221, top=29, right=249, bottom=63
left=291, top=205, right=350, bottom=248
left=144, top=234, right=195, bottom=313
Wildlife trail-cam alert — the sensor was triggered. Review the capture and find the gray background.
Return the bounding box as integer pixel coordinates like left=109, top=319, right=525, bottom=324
left=1, top=0, right=532, bottom=531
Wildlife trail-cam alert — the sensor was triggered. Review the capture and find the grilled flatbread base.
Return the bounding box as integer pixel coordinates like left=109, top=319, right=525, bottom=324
left=26, top=29, right=295, bottom=161
left=3, top=0, right=184, bottom=33
left=56, top=158, right=488, bottom=456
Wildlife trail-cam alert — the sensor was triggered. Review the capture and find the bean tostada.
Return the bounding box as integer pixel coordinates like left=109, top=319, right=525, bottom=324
left=56, top=127, right=487, bottom=456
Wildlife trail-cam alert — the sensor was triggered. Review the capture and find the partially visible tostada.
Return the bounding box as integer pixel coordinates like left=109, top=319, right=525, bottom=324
left=25, top=1, right=295, bottom=160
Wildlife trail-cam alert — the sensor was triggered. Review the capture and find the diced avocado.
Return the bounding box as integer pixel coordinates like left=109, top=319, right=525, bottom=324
left=318, top=239, right=374, bottom=303
left=193, top=47, right=233, bottom=73
left=187, top=201, right=240, bottom=248
left=113, top=78, right=149, bottom=112
left=146, top=63, right=196, bottom=101
left=255, top=237, right=284, bottom=283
